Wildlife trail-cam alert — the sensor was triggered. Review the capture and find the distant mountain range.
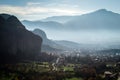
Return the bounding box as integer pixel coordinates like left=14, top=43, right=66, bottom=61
left=22, top=9, right=120, bottom=31
left=32, top=29, right=82, bottom=52
left=21, top=9, right=120, bottom=49
left=22, top=20, right=64, bottom=30
left=65, top=9, right=120, bottom=30
left=32, top=29, right=65, bottom=52
left=54, top=40, right=81, bottom=49
left=42, top=16, right=76, bottom=23
left=0, top=14, right=42, bottom=63
left=0, top=11, right=120, bottom=63
left=32, top=28, right=112, bottom=51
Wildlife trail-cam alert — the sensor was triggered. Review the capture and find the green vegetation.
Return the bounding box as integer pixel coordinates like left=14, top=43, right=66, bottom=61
left=64, top=66, right=73, bottom=71
left=0, top=62, right=75, bottom=80
left=0, top=54, right=120, bottom=80
left=65, top=77, right=83, bottom=80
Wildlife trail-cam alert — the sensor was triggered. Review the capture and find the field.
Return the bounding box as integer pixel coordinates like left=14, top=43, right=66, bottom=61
left=0, top=62, right=79, bottom=80
left=0, top=55, right=120, bottom=80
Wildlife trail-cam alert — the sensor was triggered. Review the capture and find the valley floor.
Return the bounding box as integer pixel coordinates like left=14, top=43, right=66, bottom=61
left=0, top=60, right=120, bottom=80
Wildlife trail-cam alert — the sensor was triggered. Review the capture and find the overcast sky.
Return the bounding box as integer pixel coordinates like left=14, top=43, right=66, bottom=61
left=0, top=0, right=120, bottom=43
left=0, top=0, right=119, bottom=20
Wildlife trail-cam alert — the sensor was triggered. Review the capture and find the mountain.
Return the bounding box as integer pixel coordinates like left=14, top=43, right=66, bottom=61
left=32, top=29, right=66, bottom=52
left=41, top=45, right=62, bottom=53
left=22, top=9, right=120, bottom=45
left=0, top=14, right=42, bottom=63
left=54, top=40, right=110, bottom=50
left=65, top=9, right=120, bottom=30
left=22, top=20, right=64, bottom=30
left=54, top=40, right=81, bottom=49
left=23, top=9, right=120, bottom=31
left=32, top=29, right=86, bottom=50
left=32, top=29, right=58, bottom=47
left=32, top=29, right=48, bottom=44
left=22, top=9, right=120, bottom=31
left=42, top=16, right=76, bottom=23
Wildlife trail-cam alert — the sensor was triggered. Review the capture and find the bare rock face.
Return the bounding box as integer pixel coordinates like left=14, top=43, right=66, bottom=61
left=0, top=14, right=42, bottom=63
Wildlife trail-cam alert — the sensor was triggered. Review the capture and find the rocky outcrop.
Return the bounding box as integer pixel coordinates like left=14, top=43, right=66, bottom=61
left=0, top=14, right=42, bottom=63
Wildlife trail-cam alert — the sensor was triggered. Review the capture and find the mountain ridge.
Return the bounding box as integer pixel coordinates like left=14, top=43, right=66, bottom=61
left=65, top=9, right=120, bottom=30
left=0, top=14, right=42, bottom=63
left=22, top=9, right=120, bottom=44
left=22, top=9, right=120, bottom=31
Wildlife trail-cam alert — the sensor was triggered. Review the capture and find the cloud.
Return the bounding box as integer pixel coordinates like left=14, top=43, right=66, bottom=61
left=0, top=1, right=87, bottom=20
left=27, top=2, right=42, bottom=6
left=0, top=5, right=48, bottom=15
left=0, top=5, right=26, bottom=15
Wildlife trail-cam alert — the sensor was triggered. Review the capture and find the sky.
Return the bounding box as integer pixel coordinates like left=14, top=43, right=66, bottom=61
left=0, top=0, right=120, bottom=44
left=0, top=0, right=120, bottom=20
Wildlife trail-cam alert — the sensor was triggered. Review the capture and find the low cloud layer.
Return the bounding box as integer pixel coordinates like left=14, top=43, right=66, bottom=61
left=0, top=0, right=119, bottom=20
left=0, top=2, right=85, bottom=20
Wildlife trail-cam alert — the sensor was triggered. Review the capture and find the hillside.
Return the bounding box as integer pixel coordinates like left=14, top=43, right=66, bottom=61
left=65, top=9, right=120, bottom=30
left=22, top=20, right=64, bottom=30
left=0, top=14, right=42, bottom=63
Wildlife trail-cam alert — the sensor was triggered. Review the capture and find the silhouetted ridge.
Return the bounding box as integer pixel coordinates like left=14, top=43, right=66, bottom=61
left=7, top=16, right=25, bottom=29
left=91, top=9, right=119, bottom=16
left=32, top=29, right=68, bottom=52
left=95, top=9, right=108, bottom=13
left=65, top=9, right=120, bottom=30
left=33, top=29, right=47, bottom=39
left=0, top=14, right=11, bottom=20
left=0, top=14, right=42, bottom=63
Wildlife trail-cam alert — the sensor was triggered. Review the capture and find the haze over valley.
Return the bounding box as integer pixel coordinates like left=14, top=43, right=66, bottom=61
left=22, top=9, right=120, bottom=46
left=0, top=0, right=120, bottom=80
